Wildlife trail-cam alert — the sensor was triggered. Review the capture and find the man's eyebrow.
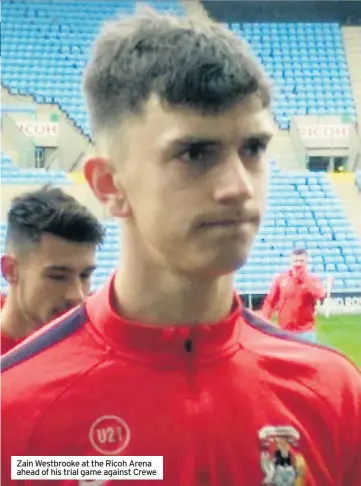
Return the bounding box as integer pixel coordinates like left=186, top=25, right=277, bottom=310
left=44, top=265, right=97, bottom=274
left=168, top=131, right=274, bottom=149
left=44, top=266, right=72, bottom=273
left=169, top=136, right=223, bottom=148
left=243, top=131, right=274, bottom=143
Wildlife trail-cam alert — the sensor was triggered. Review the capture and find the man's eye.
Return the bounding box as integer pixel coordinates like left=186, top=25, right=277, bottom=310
left=241, top=140, right=268, bottom=158
left=48, top=275, right=66, bottom=281
left=180, top=146, right=208, bottom=164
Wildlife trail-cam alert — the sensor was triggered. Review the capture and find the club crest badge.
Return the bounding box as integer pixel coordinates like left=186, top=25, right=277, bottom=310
left=258, top=425, right=307, bottom=486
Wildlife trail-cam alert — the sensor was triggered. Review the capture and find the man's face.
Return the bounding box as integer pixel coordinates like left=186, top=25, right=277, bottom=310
left=91, top=94, right=274, bottom=277
left=13, top=234, right=96, bottom=326
left=291, top=254, right=308, bottom=271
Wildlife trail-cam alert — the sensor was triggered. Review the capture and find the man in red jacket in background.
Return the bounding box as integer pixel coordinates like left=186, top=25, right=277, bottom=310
left=261, top=248, right=332, bottom=342
left=0, top=186, right=104, bottom=355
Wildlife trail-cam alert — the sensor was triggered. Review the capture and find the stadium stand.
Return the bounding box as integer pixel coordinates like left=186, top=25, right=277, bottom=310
left=238, top=165, right=361, bottom=294
left=229, top=22, right=357, bottom=129
left=1, top=153, right=70, bottom=185
left=1, top=0, right=360, bottom=297
left=1, top=3, right=356, bottom=133
left=1, top=0, right=184, bottom=139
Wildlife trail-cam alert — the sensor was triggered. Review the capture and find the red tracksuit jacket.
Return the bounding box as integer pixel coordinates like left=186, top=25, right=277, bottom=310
left=0, top=295, right=25, bottom=355
left=0, top=295, right=20, bottom=355
left=261, top=270, right=327, bottom=332
left=1, top=331, right=22, bottom=355
left=0, top=294, right=95, bottom=355
left=1, top=276, right=360, bottom=486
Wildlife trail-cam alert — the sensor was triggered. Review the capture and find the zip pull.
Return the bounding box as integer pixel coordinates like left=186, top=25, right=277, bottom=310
left=184, top=338, right=192, bottom=353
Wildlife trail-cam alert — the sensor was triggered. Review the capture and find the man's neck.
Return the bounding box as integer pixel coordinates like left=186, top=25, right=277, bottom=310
left=0, top=296, right=36, bottom=339
left=113, top=258, right=235, bottom=326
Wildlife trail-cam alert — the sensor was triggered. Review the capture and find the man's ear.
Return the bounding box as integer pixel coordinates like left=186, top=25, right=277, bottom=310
left=83, top=157, right=131, bottom=218
left=1, top=254, right=19, bottom=285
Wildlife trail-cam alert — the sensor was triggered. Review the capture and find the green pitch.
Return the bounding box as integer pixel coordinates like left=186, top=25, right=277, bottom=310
left=316, top=314, right=361, bottom=369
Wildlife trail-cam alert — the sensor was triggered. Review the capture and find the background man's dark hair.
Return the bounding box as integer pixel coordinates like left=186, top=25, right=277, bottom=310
left=83, top=7, right=271, bottom=139
left=292, top=248, right=307, bottom=256
left=6, top=186, right=105, bottom=250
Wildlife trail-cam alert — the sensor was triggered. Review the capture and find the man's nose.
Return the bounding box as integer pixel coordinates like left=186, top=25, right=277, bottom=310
left=65, top=280, right=86, bottom=306
left=213, top=155, right=254, bottom=203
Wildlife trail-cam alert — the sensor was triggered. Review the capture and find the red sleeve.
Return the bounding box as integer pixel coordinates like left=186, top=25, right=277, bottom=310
left=260, top=275, right=281, bottom=319
left=340, top=362, right=361, bottom=484
left=303, top=274, right=327, bottom=300
left=1, top=368, right=32, bottom=485
left=1, top=333, right=22, bottom=356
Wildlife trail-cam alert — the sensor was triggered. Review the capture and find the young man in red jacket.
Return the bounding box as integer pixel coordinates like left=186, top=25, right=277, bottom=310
left=0, top=186, right=104, bottom=355
left=1, top=9, right=360, bottom=486
left=261, top=248, right=331, bottom=342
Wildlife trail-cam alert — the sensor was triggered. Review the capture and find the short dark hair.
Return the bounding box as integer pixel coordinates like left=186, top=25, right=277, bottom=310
left=6, top=186, right=104, bottom=250
left=292, top=248, right=307, bottom=256
left=83, top=7, right=271, bottom=139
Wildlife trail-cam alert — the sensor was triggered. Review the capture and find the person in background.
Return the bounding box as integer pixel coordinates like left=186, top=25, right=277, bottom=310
left=0, top=186, right=104, bottom=354
left=260, top=248, right=332, bottom=342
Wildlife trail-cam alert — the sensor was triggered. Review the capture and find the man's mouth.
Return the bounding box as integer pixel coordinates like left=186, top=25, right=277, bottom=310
left=200, top=217, right=256, bottom=229
left=204, top=220, right=243, bottom=227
